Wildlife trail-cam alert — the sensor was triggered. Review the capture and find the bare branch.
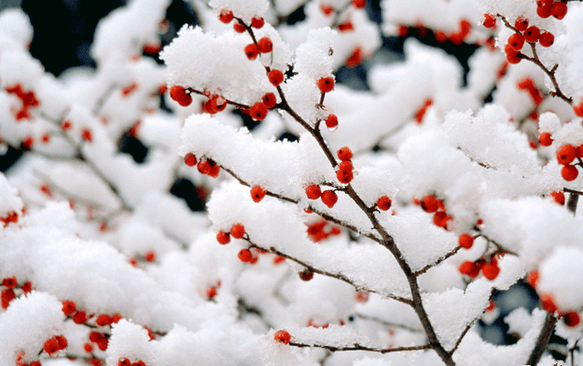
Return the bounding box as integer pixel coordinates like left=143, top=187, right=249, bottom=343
left=414, top=246, right=462, bottom=277
left=289, top=341, right=432, bottom=354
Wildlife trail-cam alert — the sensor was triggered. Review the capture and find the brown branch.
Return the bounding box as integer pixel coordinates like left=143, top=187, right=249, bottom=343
left=526, top=312, right=558, bottom=366
left=414, top=246, right=462, bottom=277
left=245, top=238, right=413, bottom=305
left=567, top=192, right=579, bottom=214
left=449, top=321, right=474, bottom=355
left=289, top=341, right=432, bottom=354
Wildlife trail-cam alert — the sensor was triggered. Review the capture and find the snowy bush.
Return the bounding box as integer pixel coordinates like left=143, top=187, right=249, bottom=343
left=1, top=0, right=583, bottom=365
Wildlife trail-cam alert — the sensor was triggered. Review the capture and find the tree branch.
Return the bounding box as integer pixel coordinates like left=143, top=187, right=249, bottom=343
left=288, top=341, right=432, bottom=354
left=526, top=312, right=558, bottom=366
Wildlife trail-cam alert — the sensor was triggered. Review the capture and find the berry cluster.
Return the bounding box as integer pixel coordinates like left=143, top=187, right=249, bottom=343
left=417, top=194, right=452, bottom=229
left=528, top=271, right=581, bottom=327
left=459, top=256, right=501, bottom=280
left=555, top=143, right=582, bottom=181
left=305, top=184, right=337, bottom=208
left=4, top=83, right=40, bottom=121
left=43, top=335, right=68, bottom=356
left=118, top=358, right=147, bottom=366
left=336, top=146, right=354, bottom=184
left=500, top=15, right=555, bottom=64
left=0, top=210, right=19, bottom=227
left=536, top=0, right=568, bottom=19
left=306, top=218, right=341, bottom=242
left=216, top=223, right=246, bottom=245
left=1, top=276, right=32, bottom=309
left=183, top=153, right=221, bottom=178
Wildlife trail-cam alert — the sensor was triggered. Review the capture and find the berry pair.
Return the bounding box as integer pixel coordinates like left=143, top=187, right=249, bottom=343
left=305, top=184, right=338, bottom=208
left=419, top=195, right=452, bottom=229
left=555, top=144, right=582, bottom=181
left=216, top=223, right=246, bottom=245
left=459, top=257, right=500, bottom=280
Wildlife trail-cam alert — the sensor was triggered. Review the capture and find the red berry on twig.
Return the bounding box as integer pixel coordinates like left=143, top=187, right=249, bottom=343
left=230, top=223, right=245, bottom=239
left=556, top=144, right=577, bottom=165
left=238, top=249, right=253, bottom=263
left=321, top=190, right=338, bottom=208
left=483, top=13, right=496, bottom=28
left=305, top=184, right=322, bottom=200
left=561, top=165, right=578, bottom=181
left=274, top=330, right=291, bottom=344
left=539, top=32, right=554, bottom=47
left=514, top=17, right=529, bottom=31
left=459, top=261, right=479, bottom=278
left=268, top=70, right=284, bottom=87
left=251, top=186, right=267, bottom=202
left=250, top=102, right=268, bottom=121
left=539, top=132, right=553, bottom=146
left=262, top=93, right=277, bottom=109
left=245, top=44, right=259, bottom=60
left=257, top=37, right=273, bottom=53
left=251, top=17, right=264, bottom=29
left=317, top=77, right=335, bottom=93
left=170, top=86, right=192, bottom=107
left=337, top=147, right=353, bottom=161
left=216, top=231, right=230, bottom=245
left=219, top=10, right=233, bottom=23
left=458, top=234, right=474, bottom=249
left=184, top=153, right=197, bottom=167
left=377, top=196, right=392, bottom=211
left=62, top=300, right=76, bottom=316
left=524, top=26, right=540, bottom=43
left=325, top=114, right=338, bottom=130
left=2, top=277, right=17, bottom=288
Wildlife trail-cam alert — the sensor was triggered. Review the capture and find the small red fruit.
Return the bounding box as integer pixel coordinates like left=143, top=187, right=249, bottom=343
left=433, top=211, right=451, bottom=228
left=458, top=234, right=474, bottom=249
left=132, top=361, right=146, bottom=366
left=420, top=195, right=439, bottom=213
left=251, top=17, right=264, bottom=28
left=55, top=335, right=68, bottom=350
left=339, top=161, right=353, bottom=172
left=539, top=132, right=553, bottom=146
left=561, top=165, right=579, bottom=181
left=459, top=261, right=479, bottom=278
left=317, top=77, right=335, bottom=93
left=62, top=120, right=72, bottom=130
left=245, top=43, right=259, bottom=60
left=84, top=342, right=94, bottom=353
left=1, top=288, right=15, bottom=308
left=299, top=269, right=314, bottom=281
left=238, top=249, right=253, bottom=263
left=274, top=330, right=291, bottom=344
left=336, top=169, right=353, bottom=184
left=62, top=300, right=76, bottom=316
left=321, top=190, right=338, bottom=208
left=508, top=33, right=525, bottom=50
left=556, top=144, right=577, bottom=165
left=250, top=102, right=268, bottom=121
left=72, top=311, right=88, bottom=324
left=44, top=338, right=59, bottom=355
left=268, top=70, right=284, bottom=87
left=483, top=13, right=496, bottom=28
left=251, top=186, right=267, bottom=202
left=539, top=32, right=554, bottom=47
left=574, top=102, right=583, bottom=117
left=262, top=93, right=277, bottom=109
left=338, top=20, right=353, bottom=32
left=550, top=1, right=568, bottom=19
left=219, top=10, right=233, bottom=23
left=216, top=231, right=230, bottom=245
left=325, top=114, right=338, bottom=129
left=230, top=223, right=245, bottom=239
left=305, top=184, right=322, bottom=200
left=170, top=85, right=192, bottom=107
left=111, top=313, right=123, bottom=323
left=377, top=196, right=392, bottom=211
left=514, top=17, right=529, bottom=31
left=551, top=191, right=565, bottom=205
left=540, top=294, right=557, bottom=313
left=96, top=314, right=112, bottom=326
left=524, top=26, right=540, bottom=43
left=321, top=4, right=333, bottom=15
left=233, top=22, right=246, bottom=33
left=2, top=276, right=17, bottom=288
left=352, top=0, right=366, bottom=8
left=481, top=262, right=500, bottom=280
left=118, top=358, right=131, bottom=366
left=257, top=37, right=273, bottom=53
left=563, top=311, right=580, bottom=327
left=184, top=153, right=197, bottom=167
left=337, top=147, right=353, bottom=161
left=527, top=270, right=539, bottom=289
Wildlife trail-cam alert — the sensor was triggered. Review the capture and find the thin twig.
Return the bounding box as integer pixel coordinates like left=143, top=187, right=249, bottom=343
left=526, top=312, right=558, bottom=366
left=414, top=246, right=462, bottom=277
left=288, top=341, right=432, bottom=354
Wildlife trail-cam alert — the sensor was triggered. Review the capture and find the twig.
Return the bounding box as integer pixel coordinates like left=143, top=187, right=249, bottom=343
left=526, top=312, right=558, bottom=366
left=288, top=341, right=432, bottom=354
left=414, top=246, right=462, bottom=277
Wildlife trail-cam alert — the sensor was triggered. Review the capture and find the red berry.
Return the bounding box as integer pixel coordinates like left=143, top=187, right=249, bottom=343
left=305, top=184, right=322, bottom=200
left=118, top=358, right=131, bottom=366
left=420, top=195, right=439, bottom=213
left=317, top=77, right=335, bottom=93
left=250, top=102, right=268, bottom=121
left=170, top=86, right=192, bottom=107
left=44, top=338, right=59, bottom=355
left=539, top=32, right=554, bottom=47
left=561, top=165, right=579, bottom=181
left=346, top=47, right=362, bottom=68
left=274, top=330, right=291, bottom=344
left=508, top=33, right=525, bottom=50
left=574, top=102, right=583, bottom=117
left=459, top=261, right=479, bottom=278
left=251, top=186, right=267, bottom=202
left=337, top=147, right=353, bottom=161
left=514, top=17, right=529, bottom=31
left=251, top=17, right=264, bottom=28
left=245, top=43, right=259, bottom=60
left=62, top=120, right=72, bottom=130
left=458, top=234, right=474, bottom=249
left=111, top=313, right=123, bottom=323
left=321, top=190, right=338, bottom=208
left=550, top=1, right=568, bottom=19
left=184, top=153, right=197, bottom=167
left=539, top=132, right=553, bottom=146
left=537, top=4, right=552, bottom=18
left=524, top=26, right=540, bottom=43
left=563, top=311, right=580, bottom=327
left=336, top=169, right=353, bottom=184
left=257, top=37, right=273, bottom=53
left=556, top=144, right=577, bottom=165
left=84, top=342, right=94, bottom=353
left=132, top=361, right=146, bottom=366
left=233, top=22, right=246, bottom=33
left=338, top=20, right=353, bottom=32
left=540, top=294, right=557, bottom=313
left=72, top=311, right=88, bottom=324
left=219, top=10, right=233, bottom=23
left=481, top=262, right=500, bottom=280
left=89, top=331, right=104, bottom=343
left=238, top=249, right=253, bottom=263
left=325, top=114, right=338, bottom=129
left=2, top=276, right=17, bottom=288
left=1, top=288, right=15, bottom=308
left=96, top=314, right=112, bottom=326
left=230, top=223, right=245, bottom=239
left=268, top=70, right=284, bottom=87
left=55, top=335, right=68, bottom=350
left=299, top=269, right=314, bottom=281
left=216, top=231, right=230, bottom=245
left=577, top=144, right=583, bottom=158
left=81, top=129, right=92, bottom=142
left=262, top=93, right=277, bottom=109
left=352, top=0, right=366, bottom=8
left=89, top=359, right=103, bottom=366
left=62, top=300, right=76, bottom=316
left=339, top=161, right=353, bottom=173
left=527, top=270, right=539, bottom=289
left=377, top=196, right=392, bottom=211
left=551, top=191, right=565, bottom=205
left=197, top=159, right=211, bottom=175
left=433, top=211, right=451, bottom=228
left=483, top=13, right=496, bottom=28
left=321, top=4, right=333, bottom=15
